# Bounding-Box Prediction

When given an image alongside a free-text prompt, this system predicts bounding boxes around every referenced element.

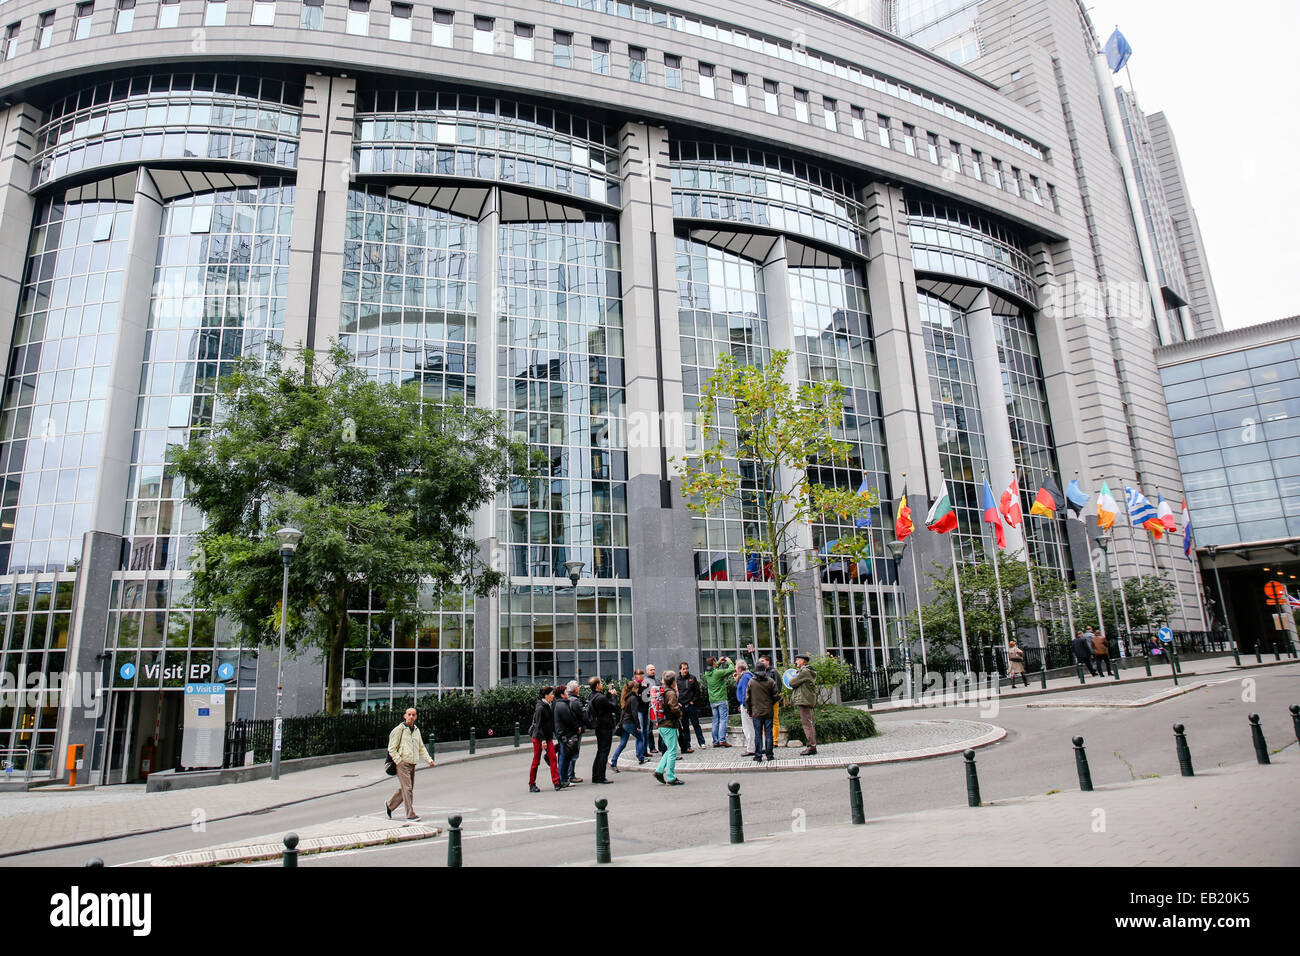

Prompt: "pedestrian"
[677,661,706,751]
[641,664,664,754]
[1073,630,1097,676]
[788,652,818,756]
[704,655,736,747]
[734,660,755,756]
[528,686,565,792]
[1007,639,1029,689]
[385,707,435,821]
[653,671,685,785]
[554,681,584,784]
[610,673,647,770]
[588,676,617,784]
[1091,628,1111,676]
[746,665,778,762]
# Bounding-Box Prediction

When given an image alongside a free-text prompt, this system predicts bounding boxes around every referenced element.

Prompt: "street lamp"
[1097,534,1125,659]
[887,540,913,701]
[271,526,302,781]
[564,559,585,681]
[1205,545,1242,665]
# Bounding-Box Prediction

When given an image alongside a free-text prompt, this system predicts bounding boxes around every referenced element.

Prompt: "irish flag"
[925,482,958,534]
[1097,482,1117,531]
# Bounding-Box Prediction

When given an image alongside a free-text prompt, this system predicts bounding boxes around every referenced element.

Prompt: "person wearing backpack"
[746,666,778,762]
[653,671,685,785]
[385,707,435,820]
[703,656,737,747]
[610,672,647,769]
[528,686,565,792]
[587,677,617,784]
[554,682,584,785]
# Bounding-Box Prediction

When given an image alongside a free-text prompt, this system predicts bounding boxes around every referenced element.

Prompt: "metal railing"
[0,746,57,784]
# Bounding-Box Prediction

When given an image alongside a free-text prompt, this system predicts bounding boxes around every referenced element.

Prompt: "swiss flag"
[1000,476,1023,528]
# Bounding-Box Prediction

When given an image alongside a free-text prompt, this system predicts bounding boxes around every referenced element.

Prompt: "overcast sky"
[1082,0,1300,330]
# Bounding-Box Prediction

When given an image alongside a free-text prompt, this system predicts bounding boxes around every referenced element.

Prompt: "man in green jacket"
[386,707,435,821]
[704,656,736,747]
[788,652,818,756]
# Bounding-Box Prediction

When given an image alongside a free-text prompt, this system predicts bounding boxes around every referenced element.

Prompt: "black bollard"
[469,726,476,755]
[447,814,463,867]
[428,729,436,760]
[1274,638,1282,662]
[1173,724,1194,777]
[847,765,866,825]
[1291,705,1300,746]
[1249,714,1270,765]
[514,721,521,748]
[963,750,981,807]
[595,798,611,864]
[84,858,104,867]
[1039,665,1047,690]
[282,832,299,868]
[1112,656,1121,681]
[1076,662,1086,685]
[1143,653,1152,677]
[864,675,874,711]
[1072,736,1093,792]
[728,781,744,844]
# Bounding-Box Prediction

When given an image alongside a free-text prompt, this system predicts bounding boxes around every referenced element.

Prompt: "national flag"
[1030,476,1062,518]
[1181,500,1194,560]
[819,539,851,581]
[1156,493,1177,533]
[1289,591,1300,611]
[1104,28,1132,73]
[982,480,1006,549]
[746,553,761,581]
[706,552,728,580]
[895,494,914,542]
[855,476,873,530]
[1097,482,1118,531]
[1124,485,1164,539]
[1066,480,1090,521]
[1000,476,1023,528]
[925,482,958,535]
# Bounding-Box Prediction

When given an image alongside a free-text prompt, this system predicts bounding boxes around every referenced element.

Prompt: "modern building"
[1157,316,1300,654]
[0,0,1219,782]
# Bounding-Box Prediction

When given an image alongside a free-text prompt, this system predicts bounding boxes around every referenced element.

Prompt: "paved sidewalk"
[590,749,1300,866]
[150,815,441,867]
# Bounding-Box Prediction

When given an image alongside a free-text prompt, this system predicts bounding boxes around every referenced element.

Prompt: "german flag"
[1029,476,1063,518]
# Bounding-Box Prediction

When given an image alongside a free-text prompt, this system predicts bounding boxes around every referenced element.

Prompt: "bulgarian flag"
[1156,493,1177,533]
[999,476,1023,528]
[895,494,914,542]
[925,482,959,534]
[1096,482,1118,531]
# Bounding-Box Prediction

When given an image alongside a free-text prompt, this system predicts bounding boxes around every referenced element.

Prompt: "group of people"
[1072,627,1113,677]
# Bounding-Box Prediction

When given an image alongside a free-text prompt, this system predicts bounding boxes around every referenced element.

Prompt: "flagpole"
[1156,486,1191,633]
[1014,469,1049,670]
[1052,525,1077,651]
[908,541,929,675]
[982,470,1013,665]
[1119,477,1156,640]
[948,534,973,681]
[1101,475,1136,654]
[1078,472,1109,648]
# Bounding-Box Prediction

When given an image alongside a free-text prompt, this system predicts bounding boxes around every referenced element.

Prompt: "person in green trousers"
[653,672,685,785]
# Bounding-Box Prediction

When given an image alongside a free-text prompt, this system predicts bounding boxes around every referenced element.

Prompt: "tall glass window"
[472,15,492,53]
[664,54,682,90]
[553,30,572,67]
[204,0,227,27]
[251,0,275,25]
[590,37,610,75]
[73,2,94,39]
[36,11,55,50]
[431,9,452,47]
[346,0,369,36]
[0,578,78,770]
[698,63,715,98]
[0,196,132,573]
[114,0,133,33]
[300,0,323,30]
[763,79,778,115]
[794,89,809,122]
[731,71,748,106]
[512,22,532,60]
[629,46,647,83]
[390,2,412,41]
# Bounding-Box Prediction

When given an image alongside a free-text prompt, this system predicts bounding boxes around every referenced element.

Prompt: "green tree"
[170,342,531,714]
[1076,573,1177,632]
[676,350,876,662]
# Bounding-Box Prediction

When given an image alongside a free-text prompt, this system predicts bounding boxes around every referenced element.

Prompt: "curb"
[151,822,443,867]
[1024,681,1212,708]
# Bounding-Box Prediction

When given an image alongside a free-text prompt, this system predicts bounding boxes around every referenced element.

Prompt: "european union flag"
[1104,29,1132,73]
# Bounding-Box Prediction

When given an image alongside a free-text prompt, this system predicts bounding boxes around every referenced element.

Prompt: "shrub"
[779,704,876,744]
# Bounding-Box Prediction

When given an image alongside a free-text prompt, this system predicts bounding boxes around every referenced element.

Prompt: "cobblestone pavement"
[618,718,1005,773]
[589,749,1300,867]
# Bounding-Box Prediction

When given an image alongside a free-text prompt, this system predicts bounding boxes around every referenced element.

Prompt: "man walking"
[554,682,584,784]
[1090,628,1111,677]
[677,661,705,752]
[734,660,755,755]
[704,656,736,747]
[587,677,617,784]
[386,707,435,821]
[788,652,818,756]
[1073,630,1097,677]
[653,671,685,785]
[746,665,778,762]
[528,686,565,792]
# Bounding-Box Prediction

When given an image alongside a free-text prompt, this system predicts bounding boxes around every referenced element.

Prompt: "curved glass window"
[353,88,620,206]
[33,73,303,188]
[671,141,867,256]
[0,195,132,574]
[907,196,1038,307]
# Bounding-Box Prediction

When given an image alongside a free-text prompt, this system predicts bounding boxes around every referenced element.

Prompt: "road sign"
[216,662,235,681]
[182,683,227,769]
[1265,581,1287,605]
[1158,627,1174,644]
[118,662,136,680]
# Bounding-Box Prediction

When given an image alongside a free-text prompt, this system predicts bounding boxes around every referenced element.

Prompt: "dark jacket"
[657,688,683,729]
[676,671,701,707]
[1072,636,1093,660]
[554,695,582,739]
[589,689,618,732]
[529,699,555,741]
[619,690,639,727]
[746,671,778,719]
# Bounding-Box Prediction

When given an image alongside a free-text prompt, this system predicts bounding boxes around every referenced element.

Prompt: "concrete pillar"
[0,104,39,367]
[473,190,500,692]
[62,531,123,778]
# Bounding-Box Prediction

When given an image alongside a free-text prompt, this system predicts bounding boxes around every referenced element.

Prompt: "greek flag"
[1125,485,1158,527]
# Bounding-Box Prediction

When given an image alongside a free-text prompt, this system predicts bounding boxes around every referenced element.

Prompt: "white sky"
[1082,1,1300,330]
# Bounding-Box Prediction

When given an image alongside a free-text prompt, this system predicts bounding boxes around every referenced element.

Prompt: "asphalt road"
[10,666,1299,867]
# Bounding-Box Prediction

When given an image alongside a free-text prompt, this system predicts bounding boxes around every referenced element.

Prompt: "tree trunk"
[324,584,348,715]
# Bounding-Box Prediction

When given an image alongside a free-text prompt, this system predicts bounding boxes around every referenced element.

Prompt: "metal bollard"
[447,814,463,867]
[963,750,981,807]
[1172,646,1183,674]
[1072,736,1093,791]
[1249,714,1270,765]
[1076,662,1086,685]
[1231,640,1242,667]
[1274,639,1282,662]
[1039,665,1047,689]
[282,832,299,868]
[1254,641,1263,665]
[514,721,521,748]
[1112,657,1121,681]
[1291,705,1300,746]
[595,798,611,864]
[84,858,104,867]
[847,765,866,825]
[428,729,436,760]
[469,727,476,755]
[1143,654,1152,677]
[728,781,745,844]
[864,675,874,711]
[1173,724,1194,777]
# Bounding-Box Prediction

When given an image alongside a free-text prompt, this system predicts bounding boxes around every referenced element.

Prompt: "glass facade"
[908,197,1038,307]
[1161,339,1300,545]
[0,578,77,773]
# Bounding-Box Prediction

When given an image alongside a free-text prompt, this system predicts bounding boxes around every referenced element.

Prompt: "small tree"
[170,342,531,714]
[1076,573,1177,633]
[677,350,876,662]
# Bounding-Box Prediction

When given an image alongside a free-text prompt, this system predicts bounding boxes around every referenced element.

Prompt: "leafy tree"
[677,350,877,662]
[1076,573,1177,632]
[170,342,531,714]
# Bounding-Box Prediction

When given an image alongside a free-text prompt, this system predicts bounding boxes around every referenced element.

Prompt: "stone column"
[0,104,39,365]
[472,190,500,692]
[61,531,123,778]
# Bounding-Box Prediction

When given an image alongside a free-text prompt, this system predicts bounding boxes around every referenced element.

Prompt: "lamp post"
[271,527,303,781]
[887,540,912,701]
[1205,545,1241,665]
[1097,534,1124,662]
[564,560,585,681]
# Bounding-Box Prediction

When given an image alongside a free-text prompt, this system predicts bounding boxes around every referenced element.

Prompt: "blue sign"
[217,662,236,681]
[782,668,798,690]
[1158,627,1174,644]
[197,708,210,717]
[118,662,137,680]
[184,683,227,696]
